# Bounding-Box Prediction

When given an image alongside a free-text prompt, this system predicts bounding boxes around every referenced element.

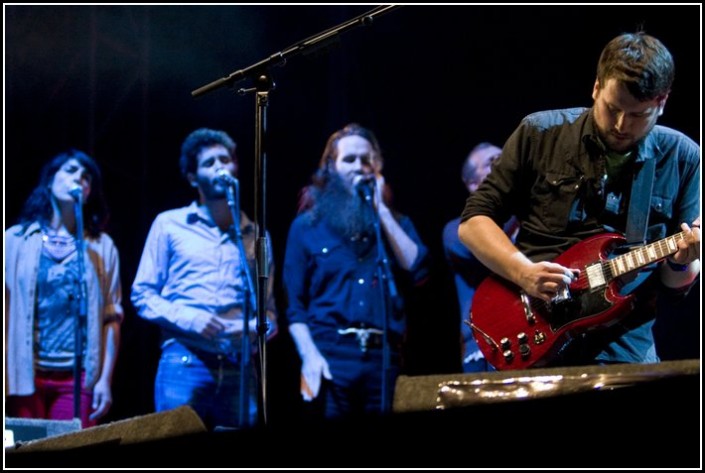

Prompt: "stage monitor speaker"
[5,417,82,446]
[393,358,699,412]
[6,405,207,454]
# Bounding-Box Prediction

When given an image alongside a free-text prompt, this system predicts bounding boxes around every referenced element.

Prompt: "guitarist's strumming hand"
[515,257,580,304]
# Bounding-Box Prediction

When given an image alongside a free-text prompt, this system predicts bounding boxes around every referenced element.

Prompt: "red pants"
[6,370,96,428]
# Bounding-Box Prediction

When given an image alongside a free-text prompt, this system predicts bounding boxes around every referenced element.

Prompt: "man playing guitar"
[458,32,700,370]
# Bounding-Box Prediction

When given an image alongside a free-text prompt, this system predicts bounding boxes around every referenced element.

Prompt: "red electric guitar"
[469,231,689,371]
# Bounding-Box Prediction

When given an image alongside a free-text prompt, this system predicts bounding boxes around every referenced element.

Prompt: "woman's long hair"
[18,149,109,238]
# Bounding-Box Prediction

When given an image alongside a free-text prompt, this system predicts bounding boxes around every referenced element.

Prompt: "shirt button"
[358,278,365,285]
[322,248,328,254]
[359,301,365,307]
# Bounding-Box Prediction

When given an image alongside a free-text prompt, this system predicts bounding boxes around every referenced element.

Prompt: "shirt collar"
[582,108,654,164]
[185,201,210,226]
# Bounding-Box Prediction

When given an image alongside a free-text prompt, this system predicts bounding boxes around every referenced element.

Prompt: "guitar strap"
[625,156,656,245]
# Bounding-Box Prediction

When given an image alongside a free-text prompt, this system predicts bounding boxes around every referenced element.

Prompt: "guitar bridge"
[551,285,571,304]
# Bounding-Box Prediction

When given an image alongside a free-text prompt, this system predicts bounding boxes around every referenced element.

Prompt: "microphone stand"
[192,5,401,426]
[72,197,88,425]
[363,184,397,414]
[224,179,258,428]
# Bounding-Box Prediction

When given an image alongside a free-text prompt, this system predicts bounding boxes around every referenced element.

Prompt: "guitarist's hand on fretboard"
[670,218,701,265]
[661,218,701,289]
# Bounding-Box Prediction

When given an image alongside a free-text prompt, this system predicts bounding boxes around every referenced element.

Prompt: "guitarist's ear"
[592,79,601,101]
[656,93,669,117]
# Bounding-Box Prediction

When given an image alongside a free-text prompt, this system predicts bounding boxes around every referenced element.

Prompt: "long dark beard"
[312,175,377,250]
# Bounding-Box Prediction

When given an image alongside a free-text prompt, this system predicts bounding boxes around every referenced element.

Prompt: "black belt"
[181,342,241,365]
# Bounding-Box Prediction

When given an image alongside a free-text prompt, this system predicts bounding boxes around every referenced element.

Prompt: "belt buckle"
[337,327,384,352]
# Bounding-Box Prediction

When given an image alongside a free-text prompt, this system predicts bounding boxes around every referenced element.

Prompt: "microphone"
[68,185,83,203]
[353,175,375,203]
[216,169,238,187]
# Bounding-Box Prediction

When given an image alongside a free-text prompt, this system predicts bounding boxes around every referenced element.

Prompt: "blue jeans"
[154,340,257,430]
[462,337,496,373]
[315,333,400,419]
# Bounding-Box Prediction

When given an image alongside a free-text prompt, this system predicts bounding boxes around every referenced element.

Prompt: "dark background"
[5,5,700,426]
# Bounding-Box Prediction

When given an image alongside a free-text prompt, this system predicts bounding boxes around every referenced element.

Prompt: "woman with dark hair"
[5,149,123,428]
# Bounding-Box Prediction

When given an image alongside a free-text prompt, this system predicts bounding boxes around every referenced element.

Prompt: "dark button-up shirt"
[283,211,430,340]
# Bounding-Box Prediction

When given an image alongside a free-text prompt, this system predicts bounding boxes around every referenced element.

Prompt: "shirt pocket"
[309,241,346,295]
[533,172,583,230]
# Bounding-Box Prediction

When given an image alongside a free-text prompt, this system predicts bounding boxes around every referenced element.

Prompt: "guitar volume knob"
[502,350,514,362]
[500,337,511,350]
[517,332,528,344]
[519,343,531,359]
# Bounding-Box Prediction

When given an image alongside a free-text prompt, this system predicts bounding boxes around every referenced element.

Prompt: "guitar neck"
[609,231,687,277]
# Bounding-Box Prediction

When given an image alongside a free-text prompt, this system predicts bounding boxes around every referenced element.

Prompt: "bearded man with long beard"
[283,123,430,420]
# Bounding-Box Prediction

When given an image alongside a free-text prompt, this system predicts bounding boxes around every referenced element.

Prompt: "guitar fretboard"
[608,231,688,277]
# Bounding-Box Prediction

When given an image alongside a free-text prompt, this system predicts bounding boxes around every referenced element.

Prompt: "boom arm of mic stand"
[191,5,401,98]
